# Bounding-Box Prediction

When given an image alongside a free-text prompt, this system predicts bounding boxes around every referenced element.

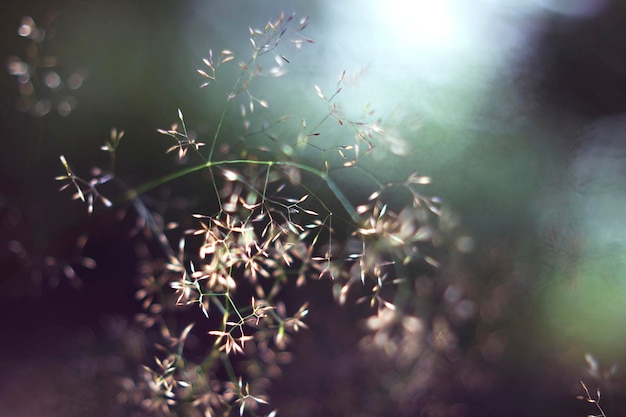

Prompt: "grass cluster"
[53,11,463,416]
[3,8,612,417]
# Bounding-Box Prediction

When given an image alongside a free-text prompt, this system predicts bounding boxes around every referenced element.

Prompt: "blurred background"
[1,0,626,416]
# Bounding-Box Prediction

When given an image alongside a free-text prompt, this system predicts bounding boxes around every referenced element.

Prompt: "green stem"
[121,159,360,224]
[207,99,231,163]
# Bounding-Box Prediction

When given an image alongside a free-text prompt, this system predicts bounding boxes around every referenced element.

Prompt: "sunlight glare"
[376,0,459,51]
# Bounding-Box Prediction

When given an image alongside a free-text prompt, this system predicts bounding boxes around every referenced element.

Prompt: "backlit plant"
[55,11,478,417]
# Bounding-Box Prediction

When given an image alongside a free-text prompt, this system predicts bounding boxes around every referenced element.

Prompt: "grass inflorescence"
[54,10,484,417]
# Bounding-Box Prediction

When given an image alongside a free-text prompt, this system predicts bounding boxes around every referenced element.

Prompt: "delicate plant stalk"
[122,159,360,224]
[578,381,607,417]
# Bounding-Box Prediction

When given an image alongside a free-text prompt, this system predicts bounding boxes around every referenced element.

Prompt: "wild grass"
[579,381,607,417]
[53,11,460,416]
[46,9,620,417]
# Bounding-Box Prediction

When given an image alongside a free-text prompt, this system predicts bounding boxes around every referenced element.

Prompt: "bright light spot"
[57,97,76,117]
[44,71,62,90]
[67,71,86,90]
[316,0,532,124]
[376,0,459,50]
[6,57,28,76]
[33,99,51,117]
[17,16,45,42]
[17,16,35,37]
